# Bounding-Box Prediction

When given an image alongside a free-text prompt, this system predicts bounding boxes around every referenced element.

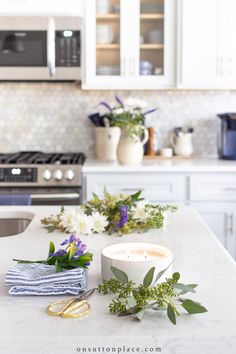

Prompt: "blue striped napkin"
[5,263,87,296]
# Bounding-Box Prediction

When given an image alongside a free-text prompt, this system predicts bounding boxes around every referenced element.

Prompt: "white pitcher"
[170,133,193,157]
[117,127,149,166]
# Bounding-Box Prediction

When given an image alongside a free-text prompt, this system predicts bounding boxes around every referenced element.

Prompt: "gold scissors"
[47,288,95,318]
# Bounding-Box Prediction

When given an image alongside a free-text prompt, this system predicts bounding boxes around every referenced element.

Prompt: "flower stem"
[12,259,47,264]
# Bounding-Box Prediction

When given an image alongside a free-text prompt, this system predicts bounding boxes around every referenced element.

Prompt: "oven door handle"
[31,193,80,201]
[47,17,56,77]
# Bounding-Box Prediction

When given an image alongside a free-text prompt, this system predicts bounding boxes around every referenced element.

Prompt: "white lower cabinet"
[191,203,236,259]
[84,173,186,203]
[84,171,236,260]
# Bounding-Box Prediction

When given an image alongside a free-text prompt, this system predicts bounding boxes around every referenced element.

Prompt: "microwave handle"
[47,17,56,77]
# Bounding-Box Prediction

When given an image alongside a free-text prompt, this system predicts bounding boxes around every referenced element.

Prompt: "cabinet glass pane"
[96,0,120,76]
[140,0,164,76]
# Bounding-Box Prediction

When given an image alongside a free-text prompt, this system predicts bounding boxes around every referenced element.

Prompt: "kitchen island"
[0,206,236,354]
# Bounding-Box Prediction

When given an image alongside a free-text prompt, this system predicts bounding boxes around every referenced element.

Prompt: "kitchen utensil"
[173,127,183,137]
[140,3,164,14]
[96,0,111,14]
[97,65,120,75]
[96,25,114,44]
[170,132,193,157]
[47,288,95,318]
[160,147,173,158]
[147,29,163,44]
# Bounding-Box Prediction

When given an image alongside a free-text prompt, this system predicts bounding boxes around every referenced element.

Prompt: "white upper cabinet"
[82,0,176,89]
[178,0,236,89]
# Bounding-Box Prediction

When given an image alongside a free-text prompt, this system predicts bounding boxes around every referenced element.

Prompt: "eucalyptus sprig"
[98,266,207,325]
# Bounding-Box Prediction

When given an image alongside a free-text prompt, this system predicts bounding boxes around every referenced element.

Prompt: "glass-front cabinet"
[83,0,175,89]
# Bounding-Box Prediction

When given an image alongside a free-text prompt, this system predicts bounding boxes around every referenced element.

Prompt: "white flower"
[91,212,109,233]
[60,208,77,233]
[131,201,150,222]
[70,213,93,235]
[113,107,124,115]
[124,97,147,110]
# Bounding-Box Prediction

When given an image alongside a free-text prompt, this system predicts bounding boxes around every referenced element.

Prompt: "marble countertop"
[0,206,236,354]
[83,158,236,173]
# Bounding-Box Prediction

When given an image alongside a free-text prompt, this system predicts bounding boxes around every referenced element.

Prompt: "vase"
[117,127,149,166]
[95,127,121,162]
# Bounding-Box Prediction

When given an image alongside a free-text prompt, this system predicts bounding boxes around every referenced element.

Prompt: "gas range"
[0,152,86,205]
[0,151,85,186]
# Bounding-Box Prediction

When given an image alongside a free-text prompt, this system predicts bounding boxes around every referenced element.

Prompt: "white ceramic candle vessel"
[101,243,173,285]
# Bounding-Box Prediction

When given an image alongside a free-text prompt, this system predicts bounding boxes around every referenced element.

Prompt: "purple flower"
[60,239,69,246]
[69,234,77,243]
[117,205,129,228]
[51,249,67,257]
[60,234,77,246]
[115,95,124,107]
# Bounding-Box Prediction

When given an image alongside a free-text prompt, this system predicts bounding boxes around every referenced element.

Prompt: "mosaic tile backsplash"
[0,82,236,157]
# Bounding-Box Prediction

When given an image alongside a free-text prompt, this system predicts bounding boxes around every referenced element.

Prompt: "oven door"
[0,16,81,81]
[0,187,82,205]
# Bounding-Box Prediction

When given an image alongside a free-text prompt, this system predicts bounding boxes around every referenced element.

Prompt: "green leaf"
[127,296,137,308]
[172,272,180,282]
[49,241,55,256]
[55,260,63,273]
[173,283,197,295]
[143,267,155,287]
[167,304,176,325]
[181,299,207,314]
[60,206,65,214]
[111,266,128,283]
[135,309,145,321]
[154,261,173,284]
[92,192,99,200]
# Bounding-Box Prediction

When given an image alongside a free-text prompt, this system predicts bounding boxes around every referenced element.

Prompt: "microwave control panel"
[56,30,80,67]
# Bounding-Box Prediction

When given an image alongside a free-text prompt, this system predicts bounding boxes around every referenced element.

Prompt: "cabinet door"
[178,0,220,88]
[178,0,236,89]
[82,0,175,89]
[83,0,127,89]
[128,0,175,88]
[192,203,236,260]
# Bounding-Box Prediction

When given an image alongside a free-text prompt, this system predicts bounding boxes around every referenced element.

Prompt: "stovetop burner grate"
[0,152,86,165]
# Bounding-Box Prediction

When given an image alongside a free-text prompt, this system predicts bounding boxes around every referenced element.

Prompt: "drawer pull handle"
[224,188,236,191]
[227,214,234,236]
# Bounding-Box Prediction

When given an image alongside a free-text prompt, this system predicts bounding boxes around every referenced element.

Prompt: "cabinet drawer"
[190,175,236,201]
[85,173,186,202]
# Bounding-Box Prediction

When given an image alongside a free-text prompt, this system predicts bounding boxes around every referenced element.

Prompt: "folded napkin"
[0,194,31,205]
[5,263,87,296]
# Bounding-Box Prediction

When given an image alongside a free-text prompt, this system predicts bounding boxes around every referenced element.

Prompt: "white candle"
[101,243,173,285]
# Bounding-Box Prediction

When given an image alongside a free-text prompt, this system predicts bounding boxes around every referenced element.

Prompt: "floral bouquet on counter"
[41,190,177,235]
[98,95,158,141]
[13,235,93,273]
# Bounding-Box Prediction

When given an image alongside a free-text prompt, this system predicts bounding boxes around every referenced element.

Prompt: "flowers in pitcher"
[98,96,158,141]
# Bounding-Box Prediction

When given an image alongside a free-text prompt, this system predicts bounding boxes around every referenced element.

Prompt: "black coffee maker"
[218,113,236,160]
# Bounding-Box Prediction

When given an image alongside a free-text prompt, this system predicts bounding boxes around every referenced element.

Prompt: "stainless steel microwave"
[0,16,82,81]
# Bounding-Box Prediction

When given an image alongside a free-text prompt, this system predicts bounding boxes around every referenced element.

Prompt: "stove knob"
[53,169,63,181]
[43,169,52,181]
[65,170,75,181]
